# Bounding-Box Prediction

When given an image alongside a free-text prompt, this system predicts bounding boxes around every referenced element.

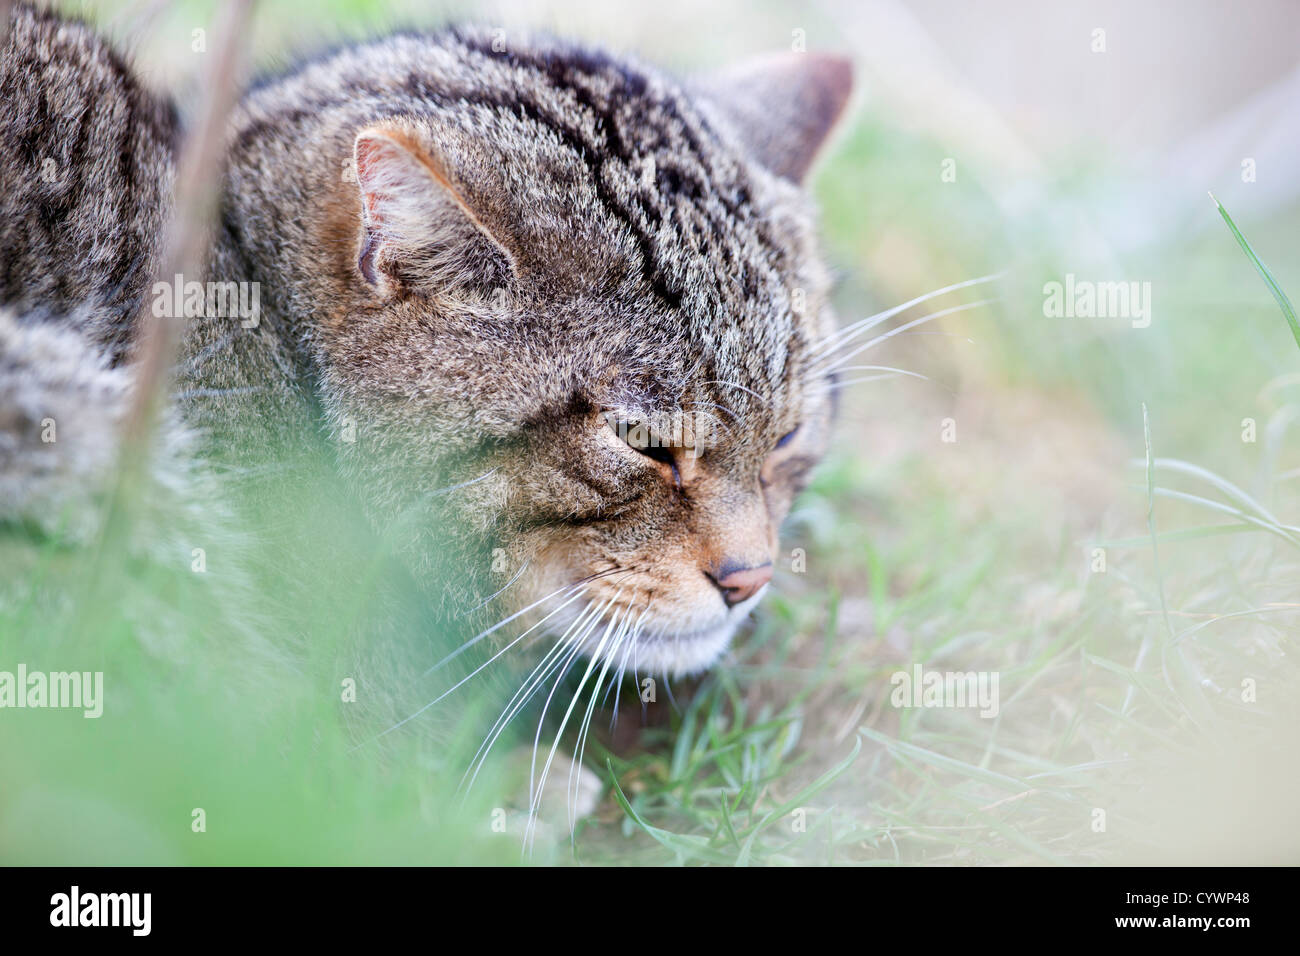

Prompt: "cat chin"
[623,621,739,678]
[590,587,768,678]
[536,586,769,678]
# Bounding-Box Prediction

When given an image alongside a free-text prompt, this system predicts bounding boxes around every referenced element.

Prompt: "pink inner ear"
[355,139,385,284]
[349,127,518,293]
[357,228,381,284]
[358,138,415,286]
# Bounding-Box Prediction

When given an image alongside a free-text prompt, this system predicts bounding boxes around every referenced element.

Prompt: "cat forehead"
[386,30,819,310]
[249,28,828,333]
[518,279,811,421]
[419,43,823,402]
[265,29,832,418]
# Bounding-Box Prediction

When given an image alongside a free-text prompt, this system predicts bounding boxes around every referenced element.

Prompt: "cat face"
[307,33,851,676]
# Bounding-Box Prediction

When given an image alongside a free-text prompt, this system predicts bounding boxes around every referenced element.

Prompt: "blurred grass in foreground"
[0,430,531,864]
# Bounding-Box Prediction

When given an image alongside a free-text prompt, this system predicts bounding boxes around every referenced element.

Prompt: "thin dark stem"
[120,0,256,456]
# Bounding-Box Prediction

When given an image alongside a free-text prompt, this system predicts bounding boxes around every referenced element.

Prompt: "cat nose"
[707,562,773,607]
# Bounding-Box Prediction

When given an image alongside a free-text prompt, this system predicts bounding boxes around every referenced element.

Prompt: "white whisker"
[525,594,626,850]
[428,467,497,498]
[817,372,914,392]
[603,603,648,708]
[461,597,609,794]
[567,612,634,835]
[423,567,630,677]
[464,559,530,616]
[355,586,591,749]
[811,271,1005,361]
[829,364,930,379]
[702,378,768,410]
[815,298,998,375]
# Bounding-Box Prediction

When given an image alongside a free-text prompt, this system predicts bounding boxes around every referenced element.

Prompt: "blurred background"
[3,0,1298,864]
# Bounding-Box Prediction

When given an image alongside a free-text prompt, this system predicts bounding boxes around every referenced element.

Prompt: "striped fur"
[3,9,852,677]
[0,3,174,529]
[0,2,176,366]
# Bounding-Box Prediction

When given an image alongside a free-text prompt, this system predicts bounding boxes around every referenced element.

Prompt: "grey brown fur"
[0,3,175,523]
[1,4,852,677]
[0,2,176,365]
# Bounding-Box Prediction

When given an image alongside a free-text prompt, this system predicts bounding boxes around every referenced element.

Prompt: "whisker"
[662,671,678,711]
[815,298,998,375]
[463,559,530,616]
[459,568,641,798]
[525,595,621,806]
[691,399,740,424]
[422,580,578,677]
[525,594,626,850]
[362,571,637,754]
[817,372,917,392]
[602,603,648,708]
[423,566,631,677]
[811,271,1005,361]
[429,467,497,498]
[828,364,930,379]
[353,586,592,749]
[635,644,645,724]
[702,378,768,410]
[686,403,737,439]
[567,612,634,835]
[609,604,649,731]
[811,365,932,394]
[459,598,608,795]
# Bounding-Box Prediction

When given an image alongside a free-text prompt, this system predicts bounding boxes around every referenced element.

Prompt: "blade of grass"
[607,762,736,864]
[1210,192,1300,352]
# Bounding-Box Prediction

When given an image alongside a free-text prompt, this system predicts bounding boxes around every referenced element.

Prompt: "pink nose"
[709,563,773,607]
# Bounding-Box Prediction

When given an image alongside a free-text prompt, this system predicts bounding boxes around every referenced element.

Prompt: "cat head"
[300,30,851,675]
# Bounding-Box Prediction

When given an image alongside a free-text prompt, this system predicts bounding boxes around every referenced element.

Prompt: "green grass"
[1211,193,1300,353]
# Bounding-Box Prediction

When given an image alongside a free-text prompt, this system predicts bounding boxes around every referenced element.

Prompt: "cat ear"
[352,125,517,295]
[698,52,853,182]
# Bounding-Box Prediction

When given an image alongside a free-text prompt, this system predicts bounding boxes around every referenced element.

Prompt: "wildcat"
[1,3,850,711]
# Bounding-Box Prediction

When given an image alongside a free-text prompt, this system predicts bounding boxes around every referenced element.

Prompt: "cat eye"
[761,426,801,489]
[606,414,675,465]
[604,413,683,488]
